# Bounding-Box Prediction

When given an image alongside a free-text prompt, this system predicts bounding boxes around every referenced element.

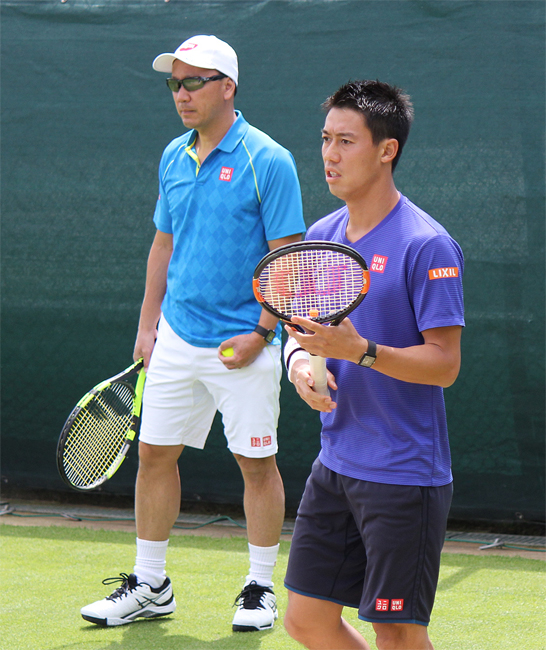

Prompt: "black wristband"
[357,340,377,368]
[254,324,276,343]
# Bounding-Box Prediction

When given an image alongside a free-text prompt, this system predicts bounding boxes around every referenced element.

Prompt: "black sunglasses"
[166,74,227,92]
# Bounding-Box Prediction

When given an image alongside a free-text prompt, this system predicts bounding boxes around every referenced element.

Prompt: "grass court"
[1,523,544,650]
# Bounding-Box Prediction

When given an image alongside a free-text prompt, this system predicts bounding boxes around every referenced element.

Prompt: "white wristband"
[286,351,310,383]
[283,337,309,383]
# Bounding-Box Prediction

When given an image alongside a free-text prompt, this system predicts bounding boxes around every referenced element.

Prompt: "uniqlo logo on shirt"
[428,267,459,280]
[371,255,388,273]
[219,167,234,181]
[251,437,262,447]
[263,436,272,446]
[375,599,390,611]
[391,599,404,611]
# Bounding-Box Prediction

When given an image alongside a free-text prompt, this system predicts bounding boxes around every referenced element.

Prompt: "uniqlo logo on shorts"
[263,436,272,446]
[428,267,459,280]
[391,599,404,611]
[251,437,262,447]
[371,255,388,273]
[375,599,390,611]
[219,166,234,181]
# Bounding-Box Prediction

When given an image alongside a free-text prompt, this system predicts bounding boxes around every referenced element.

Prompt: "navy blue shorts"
[285,459,453,626]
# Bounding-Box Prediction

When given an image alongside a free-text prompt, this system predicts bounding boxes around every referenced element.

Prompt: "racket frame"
[56,359,145,491]
[253,241,370,397]
[252,240,370,326]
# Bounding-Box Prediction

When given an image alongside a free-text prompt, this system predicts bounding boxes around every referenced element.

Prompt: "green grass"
[1,524,544,650]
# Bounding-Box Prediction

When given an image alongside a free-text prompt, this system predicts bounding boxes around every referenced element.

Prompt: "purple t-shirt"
[308,195,465,487]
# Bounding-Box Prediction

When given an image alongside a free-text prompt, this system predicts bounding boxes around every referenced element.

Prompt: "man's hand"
[290,358,338,413]
[285,316,365,363]
[218,332,267,369]
[134,328,157,371]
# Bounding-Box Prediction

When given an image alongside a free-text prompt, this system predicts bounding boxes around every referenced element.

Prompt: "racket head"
[253,240,370,325]
[56,359,145,491]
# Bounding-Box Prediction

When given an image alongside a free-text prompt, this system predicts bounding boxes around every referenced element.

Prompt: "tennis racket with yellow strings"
[56,359,146,491]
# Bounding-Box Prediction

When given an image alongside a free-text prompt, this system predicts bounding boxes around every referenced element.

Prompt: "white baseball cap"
[152,35,238,86]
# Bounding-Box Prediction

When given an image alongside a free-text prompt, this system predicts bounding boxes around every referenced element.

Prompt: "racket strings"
[62,382,135,488]
[63,408,131,485]
[259,249,365,320]
[64,411,130,484]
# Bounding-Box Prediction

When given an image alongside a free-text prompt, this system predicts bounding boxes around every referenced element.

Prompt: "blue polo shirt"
[153,111,305,347]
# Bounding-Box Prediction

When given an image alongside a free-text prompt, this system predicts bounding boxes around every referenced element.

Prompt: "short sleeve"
[258,148,305,241]
[152,156,174,234]
[408,235,465,332]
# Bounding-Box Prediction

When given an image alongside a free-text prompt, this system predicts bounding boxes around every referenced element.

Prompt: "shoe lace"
[233,580,271,610]
[102,573,137,601]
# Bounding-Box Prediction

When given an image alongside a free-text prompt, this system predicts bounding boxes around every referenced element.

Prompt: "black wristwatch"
[357,340,377,368]
[254,324,276,344]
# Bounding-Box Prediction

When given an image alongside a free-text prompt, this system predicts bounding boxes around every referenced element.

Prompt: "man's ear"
[381,138,399,164]
[224,78,237,100]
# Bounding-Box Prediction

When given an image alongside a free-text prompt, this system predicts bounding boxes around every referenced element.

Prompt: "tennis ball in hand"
[221,347,234,357]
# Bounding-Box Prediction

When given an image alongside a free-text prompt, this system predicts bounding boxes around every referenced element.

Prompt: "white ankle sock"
[134,538,169,588]
[245,543,279,588]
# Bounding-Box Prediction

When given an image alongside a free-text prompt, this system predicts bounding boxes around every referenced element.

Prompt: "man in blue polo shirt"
[283,81,464,650]
[81,34,305,632]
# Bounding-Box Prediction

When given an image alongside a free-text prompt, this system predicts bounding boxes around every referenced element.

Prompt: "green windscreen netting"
[1,0,544,522]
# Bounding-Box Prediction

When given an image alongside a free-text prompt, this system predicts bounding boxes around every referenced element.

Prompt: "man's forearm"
[137,231,173,333]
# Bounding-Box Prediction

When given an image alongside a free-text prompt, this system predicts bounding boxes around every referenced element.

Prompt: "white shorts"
[139,317,282,458]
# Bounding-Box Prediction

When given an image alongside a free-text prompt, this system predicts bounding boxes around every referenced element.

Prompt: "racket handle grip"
[309,355,330,397]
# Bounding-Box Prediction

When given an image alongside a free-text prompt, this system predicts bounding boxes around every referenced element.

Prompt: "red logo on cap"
[178,43,198,51]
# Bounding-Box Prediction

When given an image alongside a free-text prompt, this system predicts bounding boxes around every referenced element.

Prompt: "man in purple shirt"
[283,80,464,650]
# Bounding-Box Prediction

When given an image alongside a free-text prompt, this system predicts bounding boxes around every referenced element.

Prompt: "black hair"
[322,80,414,171]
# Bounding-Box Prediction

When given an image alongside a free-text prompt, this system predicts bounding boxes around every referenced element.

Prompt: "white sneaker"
[232,580,278,632]
[81,572,176,626]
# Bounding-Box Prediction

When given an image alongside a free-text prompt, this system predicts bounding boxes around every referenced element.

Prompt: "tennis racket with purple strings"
[253,241,370,396]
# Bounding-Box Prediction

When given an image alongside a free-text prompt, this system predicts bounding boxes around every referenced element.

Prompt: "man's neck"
[195,110,237,163]
[345,178,400,242]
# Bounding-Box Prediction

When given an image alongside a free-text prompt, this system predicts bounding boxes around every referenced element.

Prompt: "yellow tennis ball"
[222,347,234,357]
